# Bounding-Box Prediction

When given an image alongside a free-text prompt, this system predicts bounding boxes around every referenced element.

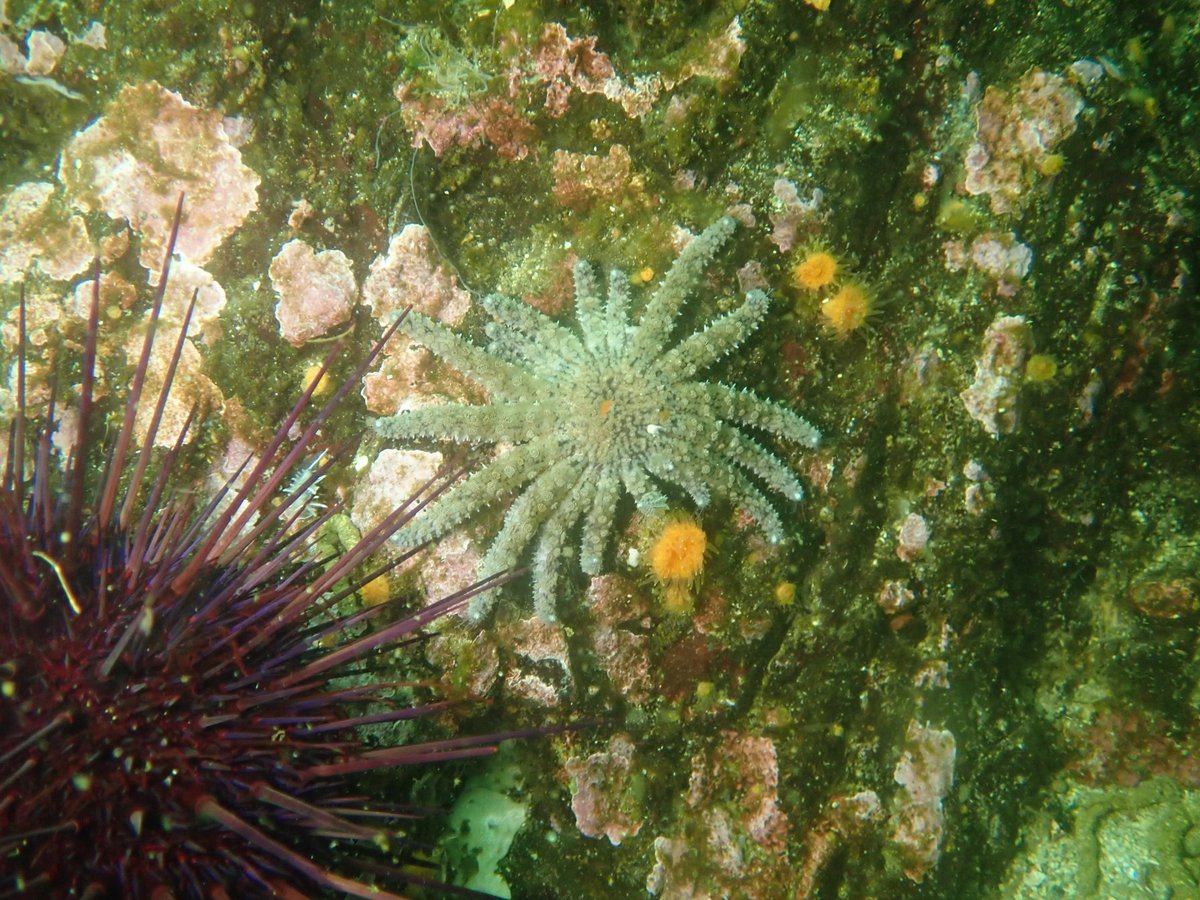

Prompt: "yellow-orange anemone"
[820,281,874,336]
[792,250,840,291]
[648,518,707,614]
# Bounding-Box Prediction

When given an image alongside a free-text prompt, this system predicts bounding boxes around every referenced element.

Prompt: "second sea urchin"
[1,199,511,898]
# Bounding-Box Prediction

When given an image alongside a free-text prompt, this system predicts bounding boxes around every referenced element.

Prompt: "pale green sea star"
[376,218,820,620]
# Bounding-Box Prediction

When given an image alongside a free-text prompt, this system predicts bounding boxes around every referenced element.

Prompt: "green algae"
[1001,776,1200,898]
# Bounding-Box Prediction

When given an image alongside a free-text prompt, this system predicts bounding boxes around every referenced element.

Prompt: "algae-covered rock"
[1001,777,1200,899]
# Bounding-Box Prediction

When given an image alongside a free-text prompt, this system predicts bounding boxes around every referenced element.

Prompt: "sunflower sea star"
[376,218,820,621]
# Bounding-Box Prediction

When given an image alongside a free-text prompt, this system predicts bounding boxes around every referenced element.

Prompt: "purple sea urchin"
[1,199,510,898]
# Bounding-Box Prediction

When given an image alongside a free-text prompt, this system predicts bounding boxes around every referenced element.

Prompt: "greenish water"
[2,1,1198,897]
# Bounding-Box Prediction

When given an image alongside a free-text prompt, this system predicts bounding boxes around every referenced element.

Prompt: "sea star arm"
[695,382,821,449]
[481,293,589,369]
[531,479,591,621]
[399,310,540,397]
[573,260,607,357]
[578,463,621,576]
[603,269,633,360]
[659,289,770,381]
[396,436,557,545]
[630,217,736,360]
[375,401,554,445]
[480,456,579,580]
[714,421,806,502]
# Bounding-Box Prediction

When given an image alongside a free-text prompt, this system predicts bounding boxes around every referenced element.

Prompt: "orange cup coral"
[648,517,708,614]
[820,281,874,336]
[792,250,840,291]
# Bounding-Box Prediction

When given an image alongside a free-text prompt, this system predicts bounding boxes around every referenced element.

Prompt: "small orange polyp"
[649,519,707,583]
[792,250,840,291]
[359,573,392,607]
[820,281,874,336]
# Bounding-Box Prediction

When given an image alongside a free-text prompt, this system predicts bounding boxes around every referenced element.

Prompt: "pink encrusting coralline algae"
[943,231,1033,297]
[2,81,265,449]
[362,225,471,326]
[767,177,825,253]
[960,314,1033,436]
[395,20,745,160]
[879,579,916,615]
[0,182,92,284]
[551,144,649,212]
[60,80,260,268]
[896,513,931,562]
[890,721,957,882]
[269,239,357,347]
[121,320,223,448]
[359,224,473,416]
[349,447,445,541]
[962,69,1084,215]
[585,573,654,706]
[564,734,644,846]
[646,732,791,898]
[4,80,257,284]
[0,28,65,76]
